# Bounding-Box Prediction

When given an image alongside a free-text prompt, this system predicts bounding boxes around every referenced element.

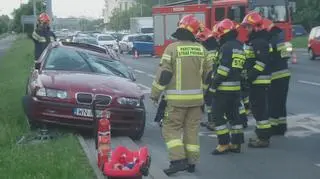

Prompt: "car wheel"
[130,104,146,141]
[309,48,315,60]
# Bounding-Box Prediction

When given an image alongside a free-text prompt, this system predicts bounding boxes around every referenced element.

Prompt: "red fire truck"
[152,0,293,56]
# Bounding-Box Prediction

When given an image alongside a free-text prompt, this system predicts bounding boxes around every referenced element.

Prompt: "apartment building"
[103,0,136,23]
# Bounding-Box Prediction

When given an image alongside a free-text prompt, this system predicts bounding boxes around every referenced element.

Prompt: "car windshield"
[87,54,130,79]
[254,5,288,22]
[98,35,115,41]
[43,47,115,76]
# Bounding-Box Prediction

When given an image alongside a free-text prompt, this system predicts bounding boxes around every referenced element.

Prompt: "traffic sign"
[21,15,36,25]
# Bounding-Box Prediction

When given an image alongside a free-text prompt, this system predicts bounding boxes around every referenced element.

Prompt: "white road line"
[298,80,320,87]
[134,69,145,74]
[315,163,320,167]
[297,124,320,133]
[147,74,155,78]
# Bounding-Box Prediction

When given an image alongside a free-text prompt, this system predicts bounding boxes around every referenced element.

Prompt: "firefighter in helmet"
[232,21,249,128]
[196,26,219,131]
[206,19,245,155]
[32,13,56,60]
[262,18,291,136]
[150,15,211,176]
[241,11,273,148]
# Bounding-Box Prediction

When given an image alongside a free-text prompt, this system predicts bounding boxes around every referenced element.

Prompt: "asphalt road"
[0,36,14,60]
[118,52,320,179]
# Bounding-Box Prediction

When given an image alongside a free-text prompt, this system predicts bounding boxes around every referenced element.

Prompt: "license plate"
[73,108,102,118]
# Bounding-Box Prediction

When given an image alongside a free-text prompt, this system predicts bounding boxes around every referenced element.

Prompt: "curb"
[78,135,169,179]
[77,135,105,179]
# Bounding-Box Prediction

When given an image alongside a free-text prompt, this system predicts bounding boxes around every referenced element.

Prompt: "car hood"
[39,71,143,98]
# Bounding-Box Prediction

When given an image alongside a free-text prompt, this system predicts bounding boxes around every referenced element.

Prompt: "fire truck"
[152,0,293,56]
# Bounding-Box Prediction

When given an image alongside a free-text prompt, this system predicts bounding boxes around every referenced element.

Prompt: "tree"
[11,0,45,35]
[0,15,10,34]
[293,0,320,31]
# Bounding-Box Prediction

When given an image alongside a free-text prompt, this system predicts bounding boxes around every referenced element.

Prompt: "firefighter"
[263,18,291,136]
[241,12,273,148]
[233,21,249,129]
[150,14,212,175]
[197,27,219,131]
[32,13,56,60]
[206,19,245,155]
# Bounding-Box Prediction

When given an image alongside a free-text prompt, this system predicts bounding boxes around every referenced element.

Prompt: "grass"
[291,36,308,49]
[0,35,95,179]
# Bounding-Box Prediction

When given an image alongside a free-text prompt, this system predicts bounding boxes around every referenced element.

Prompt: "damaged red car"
[23,42,146,140]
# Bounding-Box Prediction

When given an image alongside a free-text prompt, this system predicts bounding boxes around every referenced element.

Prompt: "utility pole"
[33,0,37,29]
[46,0,53,21]
[140,0,143,16]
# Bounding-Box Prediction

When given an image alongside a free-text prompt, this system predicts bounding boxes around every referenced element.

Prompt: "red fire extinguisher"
[97,110,111,170]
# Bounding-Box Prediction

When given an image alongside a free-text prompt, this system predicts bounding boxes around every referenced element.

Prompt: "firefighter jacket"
[32,27,56,60]
[202,37,219,91]
[268,28,291,81]
[151,41,212,107]
[209,38,245,93]
[244,30,272,86]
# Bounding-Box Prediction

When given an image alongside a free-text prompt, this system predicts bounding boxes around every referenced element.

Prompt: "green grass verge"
[291,36,308,49]
[0,36,94,179]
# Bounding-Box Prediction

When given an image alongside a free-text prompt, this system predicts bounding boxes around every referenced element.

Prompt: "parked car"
[111,32,129,42]
[308,26,320,60]
[119,34,154,56]
[95,34,120,52]
[23,42,146,140]
[73,36,99,46]
[292,24,308,37]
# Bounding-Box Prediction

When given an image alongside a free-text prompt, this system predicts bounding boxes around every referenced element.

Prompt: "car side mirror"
[35,61,41,70]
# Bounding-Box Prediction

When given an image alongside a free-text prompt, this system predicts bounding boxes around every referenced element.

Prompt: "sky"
[0,0,105,18]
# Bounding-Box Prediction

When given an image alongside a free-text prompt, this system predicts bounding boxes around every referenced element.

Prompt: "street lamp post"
[33,0,37,29]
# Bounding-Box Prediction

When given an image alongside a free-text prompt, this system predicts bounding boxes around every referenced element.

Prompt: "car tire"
[309,48,315,60]
[130,103,146,141]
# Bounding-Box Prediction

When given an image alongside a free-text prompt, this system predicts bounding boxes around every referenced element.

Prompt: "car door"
[133,35,154,54]
[119,35,129,51]
[311,29,320,56]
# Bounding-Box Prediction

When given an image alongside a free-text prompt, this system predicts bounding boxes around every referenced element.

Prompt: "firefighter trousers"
[268,76,290,132]
[212,92,244,145]
[249,85,272,140]
[241,90,250,115]
[239,99,248,123]
[162,104,202,164]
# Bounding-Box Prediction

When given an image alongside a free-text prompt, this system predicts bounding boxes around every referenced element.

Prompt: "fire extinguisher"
[97,110,111,170]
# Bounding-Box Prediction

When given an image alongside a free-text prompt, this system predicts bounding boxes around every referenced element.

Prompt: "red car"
[308,26,320,60]
[23,42,146,140]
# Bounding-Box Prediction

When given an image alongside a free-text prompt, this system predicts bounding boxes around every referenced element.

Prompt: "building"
[103,0,136,23]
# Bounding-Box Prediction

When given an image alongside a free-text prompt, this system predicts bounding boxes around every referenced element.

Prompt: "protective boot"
[229,144,241,153]
[187,164,196,173]
[248,138,270,148]
[211,144,230,155]
[273,124,287,136]
[163,159,188,176]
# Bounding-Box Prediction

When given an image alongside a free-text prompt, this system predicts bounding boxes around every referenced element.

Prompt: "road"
[118,52,320,179]
[0,35,14,60]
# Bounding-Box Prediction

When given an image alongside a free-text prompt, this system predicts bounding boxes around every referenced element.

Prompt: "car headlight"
[117,97,140,107]
[36,87,68,99]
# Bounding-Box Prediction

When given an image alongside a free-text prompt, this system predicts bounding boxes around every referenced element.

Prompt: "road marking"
[298,80,320,87]
[297,124,320,133]
[147,74,155,78]
[315,163,320,167]
[134,69,145,74]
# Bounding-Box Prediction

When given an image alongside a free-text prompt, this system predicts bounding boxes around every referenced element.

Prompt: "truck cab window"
[227,6,246,23]
[215,8,225,21]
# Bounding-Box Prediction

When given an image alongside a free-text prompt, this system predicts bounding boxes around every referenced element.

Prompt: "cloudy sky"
[0,0,105,18]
